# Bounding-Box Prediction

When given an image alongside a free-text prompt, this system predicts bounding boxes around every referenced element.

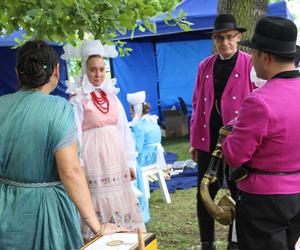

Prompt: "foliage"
[0,0,191,46]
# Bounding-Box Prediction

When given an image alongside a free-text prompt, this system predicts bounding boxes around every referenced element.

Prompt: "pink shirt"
[222,77,300,194]
[82,93,118,131]
[190,51,254,152]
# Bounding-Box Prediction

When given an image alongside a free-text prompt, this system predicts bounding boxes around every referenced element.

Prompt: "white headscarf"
[127,91,146,122]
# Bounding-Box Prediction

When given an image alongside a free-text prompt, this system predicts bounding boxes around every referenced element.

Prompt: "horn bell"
[200,174,236,225]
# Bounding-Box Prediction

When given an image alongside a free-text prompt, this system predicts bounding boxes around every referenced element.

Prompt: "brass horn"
[200,125,235,226]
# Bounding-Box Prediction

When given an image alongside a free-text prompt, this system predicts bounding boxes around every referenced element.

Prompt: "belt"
[230,165,300,183]
[0,177,62,188]
[245,166,300,176]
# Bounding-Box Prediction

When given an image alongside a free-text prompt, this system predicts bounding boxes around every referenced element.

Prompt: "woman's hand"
[129,167,136,181]
[83,223,130,244]
[102,223,130,235]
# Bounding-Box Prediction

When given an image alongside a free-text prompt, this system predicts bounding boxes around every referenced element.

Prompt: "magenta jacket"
[222,77,300,195]
[190,50,254,152]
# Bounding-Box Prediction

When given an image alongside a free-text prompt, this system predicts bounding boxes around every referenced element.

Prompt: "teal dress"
[0,89,83,249]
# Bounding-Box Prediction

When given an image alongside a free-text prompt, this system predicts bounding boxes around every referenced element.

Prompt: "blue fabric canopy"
[117,0,217,40]
[112,0,293,120]
[117,0,293,40]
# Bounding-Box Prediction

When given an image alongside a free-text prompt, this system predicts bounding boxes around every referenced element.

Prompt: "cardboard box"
[164,110,189,137]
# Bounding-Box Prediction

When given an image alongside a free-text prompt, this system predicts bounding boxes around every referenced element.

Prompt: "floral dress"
[71,75,144,238]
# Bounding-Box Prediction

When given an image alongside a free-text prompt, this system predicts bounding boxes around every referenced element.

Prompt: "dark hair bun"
[16,40,59,88]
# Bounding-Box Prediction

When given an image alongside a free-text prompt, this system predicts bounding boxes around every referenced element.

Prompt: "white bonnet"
[61,40,118,60]
[126,91,146,105]
[127,91,146,121]
[61,40,118,68]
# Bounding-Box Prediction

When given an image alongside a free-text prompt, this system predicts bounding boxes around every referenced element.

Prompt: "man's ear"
[264,52,272,65]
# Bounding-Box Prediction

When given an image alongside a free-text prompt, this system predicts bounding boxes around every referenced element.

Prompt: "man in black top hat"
[190,14,255,250]
[222,16,300,250]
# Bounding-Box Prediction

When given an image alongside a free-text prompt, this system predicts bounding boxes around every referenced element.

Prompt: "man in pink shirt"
[222,16,300,250]
[189,14,254,250]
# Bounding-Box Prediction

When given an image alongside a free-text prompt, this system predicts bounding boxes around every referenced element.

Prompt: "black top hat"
[239,16,300,58]
[212,14,246,33]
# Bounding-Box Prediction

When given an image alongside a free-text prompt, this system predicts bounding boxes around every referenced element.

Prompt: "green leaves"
[63,0,74,7]
[0,0,188,49]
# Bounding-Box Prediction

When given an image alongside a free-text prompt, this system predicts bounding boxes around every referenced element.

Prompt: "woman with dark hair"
[69,40,144,240]
[0,40,125,250]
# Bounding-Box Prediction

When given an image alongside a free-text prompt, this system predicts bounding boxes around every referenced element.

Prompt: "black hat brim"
[210,27,246,34]
[239,40,300,58]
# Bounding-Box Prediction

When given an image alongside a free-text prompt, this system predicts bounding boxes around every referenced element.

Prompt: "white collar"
[82,74,100,94]
[130,114,158,126]
[140,114,158,123]
[81,74,120,95]
[219,49,237,60]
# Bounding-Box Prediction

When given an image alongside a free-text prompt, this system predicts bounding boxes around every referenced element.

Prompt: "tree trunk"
[215,0,268,53]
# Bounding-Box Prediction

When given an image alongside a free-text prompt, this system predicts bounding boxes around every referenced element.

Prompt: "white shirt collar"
[81,74,120,95]
[82,74,100,94]
[219,49,237,60]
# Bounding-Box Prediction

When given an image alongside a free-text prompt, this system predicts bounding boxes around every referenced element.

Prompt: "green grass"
[161,135,191,161]
[145,135,229,250]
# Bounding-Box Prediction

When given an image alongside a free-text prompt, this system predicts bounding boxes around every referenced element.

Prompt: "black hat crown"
[239,16,299,58]
[213,14,246,33]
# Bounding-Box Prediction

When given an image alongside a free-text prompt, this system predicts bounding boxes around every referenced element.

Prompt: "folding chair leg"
[157,170,171,203]
[142,171,151,199]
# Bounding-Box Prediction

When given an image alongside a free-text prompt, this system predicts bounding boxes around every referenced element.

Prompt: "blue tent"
[0,1,293,107]
[111,0,293,120]
[0,31,69,98]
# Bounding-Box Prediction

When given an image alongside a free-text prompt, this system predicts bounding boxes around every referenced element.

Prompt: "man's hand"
[189,147,198,162]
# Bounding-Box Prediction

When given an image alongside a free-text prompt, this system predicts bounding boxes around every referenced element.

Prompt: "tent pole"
[152,39,163,125]
[109,58,115,78]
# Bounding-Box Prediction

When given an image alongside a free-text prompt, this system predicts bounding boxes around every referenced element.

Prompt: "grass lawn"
[145,135,229,250]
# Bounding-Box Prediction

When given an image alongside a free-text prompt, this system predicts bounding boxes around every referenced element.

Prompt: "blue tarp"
[150,167,198,193]
[112,0,293,120]
[113,42,160,118]
[150,152,198,193]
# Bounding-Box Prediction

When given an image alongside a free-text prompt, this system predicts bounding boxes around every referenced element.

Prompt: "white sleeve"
[116,97,137,169]
[250,66,267,88]
[71,97,85,167]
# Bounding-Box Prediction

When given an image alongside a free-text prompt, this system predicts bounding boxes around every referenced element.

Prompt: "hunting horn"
[200,125,236,225]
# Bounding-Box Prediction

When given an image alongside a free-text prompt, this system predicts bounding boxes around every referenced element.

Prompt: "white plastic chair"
[140,145,171,204]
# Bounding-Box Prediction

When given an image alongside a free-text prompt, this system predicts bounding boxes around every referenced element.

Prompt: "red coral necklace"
[90,89,110,114]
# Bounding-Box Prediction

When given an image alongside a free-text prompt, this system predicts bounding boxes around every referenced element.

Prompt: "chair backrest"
[178,97,188,115]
